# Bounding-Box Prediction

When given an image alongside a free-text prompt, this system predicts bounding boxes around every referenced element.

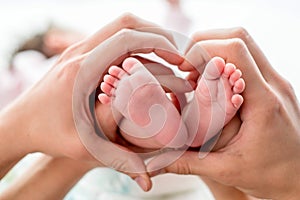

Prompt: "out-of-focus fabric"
[0,50,54,109]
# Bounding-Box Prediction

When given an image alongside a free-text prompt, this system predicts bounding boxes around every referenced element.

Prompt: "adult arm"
[0,155,95,200]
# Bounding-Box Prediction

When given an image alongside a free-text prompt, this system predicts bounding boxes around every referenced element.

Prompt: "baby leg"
[99,57,187,149]
[183,57,245,147]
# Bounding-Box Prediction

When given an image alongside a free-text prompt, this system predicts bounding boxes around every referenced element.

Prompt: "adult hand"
[0,13,183,191]
[147,27,300,199]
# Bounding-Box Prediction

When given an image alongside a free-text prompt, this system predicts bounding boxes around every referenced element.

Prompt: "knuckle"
[280,78,297,98]
[264,88,283,115]
[56,57,82,83]
[118,28,132,36]
[119,28,131,35]
[178,164,193,175]
[119,12,137,28]
[56,42,82,63]
[229,38,246,49]
[191,32,202,42]
[166,160,191,175]
[231,27,250,42]
[227,38,247,52]
[111,159,128,172]
[193,42,205,53]
[191,42,210,59]
[186,42,210,69]
[115,28,132,42]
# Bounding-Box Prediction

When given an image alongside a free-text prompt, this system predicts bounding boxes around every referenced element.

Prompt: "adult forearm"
[0,155,95,200]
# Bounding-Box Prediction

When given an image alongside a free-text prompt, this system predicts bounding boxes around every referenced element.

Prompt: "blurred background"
[0,0,299,199]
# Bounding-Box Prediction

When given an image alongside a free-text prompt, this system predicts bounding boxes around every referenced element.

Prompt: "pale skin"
[98,56,245,149]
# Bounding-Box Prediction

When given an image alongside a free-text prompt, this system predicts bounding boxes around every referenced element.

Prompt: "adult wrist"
[271,158,300,200]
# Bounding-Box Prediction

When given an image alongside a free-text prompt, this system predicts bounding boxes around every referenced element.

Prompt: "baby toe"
[229,69,242,85]
[223,63,236,78]
[203,57,225,80]
[104,74,119,87]
[108,66,127,79]
[123,57,144,74]
[233,78,246,94]
[231,94,244,109]
[98,93,111,104]
[100,82,115,96]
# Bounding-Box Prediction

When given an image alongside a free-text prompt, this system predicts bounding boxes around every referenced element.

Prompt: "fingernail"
[134,176,148,191]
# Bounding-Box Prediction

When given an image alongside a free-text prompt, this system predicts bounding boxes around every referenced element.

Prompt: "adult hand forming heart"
[70,15,188,192]
[76,24,245,174]
[0,13,184,192]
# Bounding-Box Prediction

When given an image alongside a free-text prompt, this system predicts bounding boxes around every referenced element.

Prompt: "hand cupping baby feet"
[99,56,245,150]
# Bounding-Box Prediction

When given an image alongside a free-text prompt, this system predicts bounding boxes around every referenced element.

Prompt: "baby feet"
[99,56,245,149]
[99,57,187,149]
[184,57,245,147]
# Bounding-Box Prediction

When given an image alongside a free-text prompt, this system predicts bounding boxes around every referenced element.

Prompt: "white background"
[0,0,299,97]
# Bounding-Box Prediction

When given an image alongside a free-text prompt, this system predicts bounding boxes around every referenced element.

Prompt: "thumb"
[115,144,152,192]
[147,150,224,179]
[76,130,152,191]
[99,142,152,192]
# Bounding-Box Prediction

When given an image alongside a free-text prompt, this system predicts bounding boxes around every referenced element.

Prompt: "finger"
[113,144,152,192]
[81,102,151,191]
[131,56,195,93]
[79,29,183,96]
[141,61,176,76]
[78,13,177,55]
[73,29,183,190]
[136,60,194,93]
[147,151,226,181]
[191,28,281,84]
[181,39,269,103]
[77,129,152,191]
[180,40,211,72]
[155,75,194,93]
[170,93,181,111]
[185,70,200,83]
[75,28,182,174]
